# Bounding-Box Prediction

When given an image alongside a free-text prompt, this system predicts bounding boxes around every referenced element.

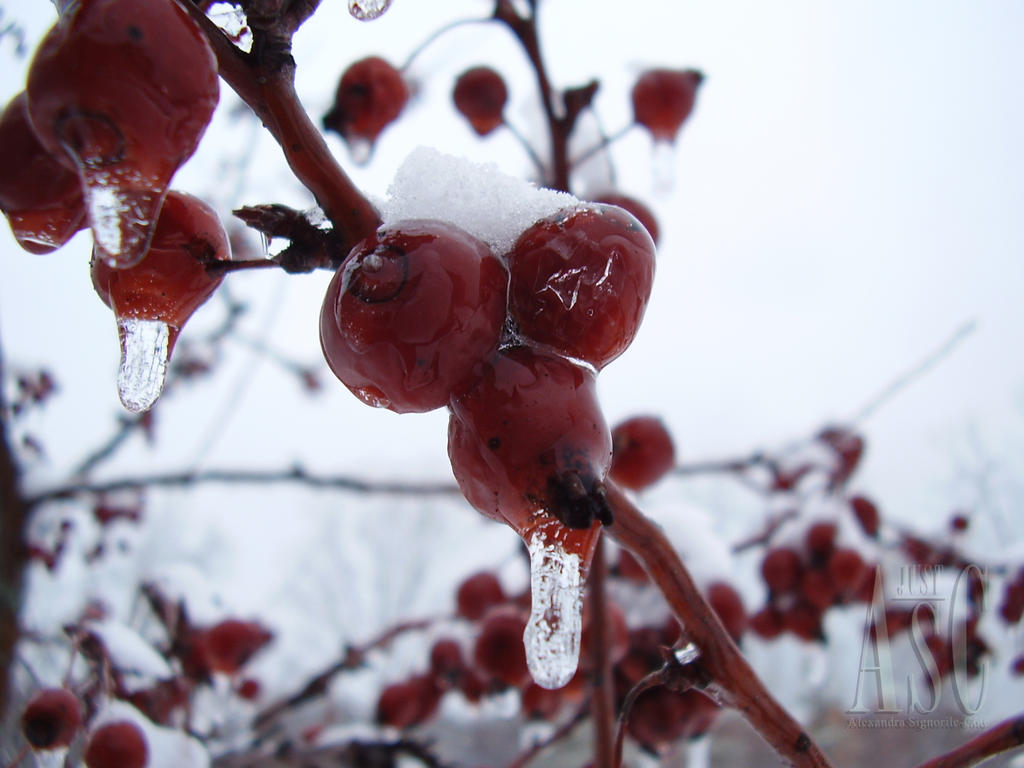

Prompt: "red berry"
[609,415,675,491]
[749,606,785,640]
[760,547,802,593]
[950,514,970,532]
[783,602,823,642]
[615,548,650,583]
[376,675,442,728]
[236,678,261,701]
[0,92,85,253]
[323,56,408,153]
[429,638,467,686]
[83,721,148,768]
[453,66,508,137]
[456,571,506,621]
[473,606,530,687]
[828,548,869,593]
[706,581,747,642]
[630,68,703,142]
[27,0,219,267]
[593,193,660,245]
[91,191,229,331]
[816,426,865,487]
[626,688,718,748]
[800,567,837,611]
[321,219,507,413]
[521,681,564,720]
[805,522,837,559]
[849,495,880,537]
[20,688,82,750]
[199,619,273,675]
[448,346,613,535]
[579,599,630,668]
[508,204,656,369]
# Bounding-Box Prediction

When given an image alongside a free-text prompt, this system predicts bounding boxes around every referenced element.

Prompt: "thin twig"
[588,535,616,768]
[400,16,491,72]
[504,704,589,768]
[912,712,1024,768]
[26,468,460,510]
[852,319,977,424]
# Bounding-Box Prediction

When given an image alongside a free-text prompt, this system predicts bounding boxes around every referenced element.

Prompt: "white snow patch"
[381,146,578,256]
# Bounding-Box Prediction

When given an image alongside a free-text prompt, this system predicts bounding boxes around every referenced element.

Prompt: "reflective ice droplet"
[523,528,585,690]
[651,138,676,194]
[117,318,171,413]
[346,136,374,166]
[83,175,163,268]
[349,0,392,21]
[34,749,68,768]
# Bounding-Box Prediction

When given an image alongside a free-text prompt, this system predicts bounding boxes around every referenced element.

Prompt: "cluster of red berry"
[750,522,874,642]
[319,200,657,565]
[19,687,147,768]
[0,0,230,413]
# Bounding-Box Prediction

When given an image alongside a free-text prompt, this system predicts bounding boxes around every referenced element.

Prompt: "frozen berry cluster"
[320,201,657,558]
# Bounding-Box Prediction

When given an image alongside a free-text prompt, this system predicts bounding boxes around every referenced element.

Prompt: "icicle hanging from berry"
[508,203,656,369]
[0,92,86,254]
[448,346,612,688]
[320,219,508,413]
[91,191,230,412]
[349,0,393,21]
[322,56,409,164]
[453,66,508,137]
[25,0,219,268]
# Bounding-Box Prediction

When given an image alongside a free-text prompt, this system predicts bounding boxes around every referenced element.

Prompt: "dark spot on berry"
[487,437,501,451]
[795,732,811,752]
[127,25,142,41]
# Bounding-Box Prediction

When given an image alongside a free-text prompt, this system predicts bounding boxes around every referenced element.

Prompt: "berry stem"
[604,483,835,768]
[587,536,615,768]
[172,0,380,250]
[912,712,1024,768]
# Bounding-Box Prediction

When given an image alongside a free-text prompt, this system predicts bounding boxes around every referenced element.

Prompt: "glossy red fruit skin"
[609,416,675,491]
[760,547,802,594]
[26,0,219,267]
[593,193,659,245]
[323,56,408,147]
[453,66,508,136]
[0,92,86,253]
[472,606,530,687]
[456,571,506,621]
[321,220,508,414]
[20,688,82,750]
[447,346,612,535]
[91,191,228,326]
[199,619,273,675]
[376,674,442,728]
[631,68,703,142]
[706,581,747,642]
[508,204,656,370]
[83,721,148,768]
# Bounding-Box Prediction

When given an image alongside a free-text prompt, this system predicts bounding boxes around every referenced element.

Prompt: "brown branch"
[26,468,459,510]
[912,713,1024,768]
[588,535,615,768]
[174,0,380,251]
[604,484,834,768]
[0,339,29,720]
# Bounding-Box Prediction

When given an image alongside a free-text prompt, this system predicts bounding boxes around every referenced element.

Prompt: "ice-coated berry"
[508,204,655,369]
[321,219,508,413]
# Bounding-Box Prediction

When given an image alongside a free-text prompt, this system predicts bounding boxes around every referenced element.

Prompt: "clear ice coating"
[348,0,392,21]
[117,318,171,413]
[346,136,373,166]
[82,171,163,268]
[651,138,676,194]
[523,528,585,690]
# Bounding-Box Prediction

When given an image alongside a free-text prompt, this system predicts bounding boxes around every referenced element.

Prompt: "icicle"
[84,177,163,268]
[116,318,171,413]
[346,136,373,166]
[523,527,585,690]
[348,0,392,21]
[34,749,68,768]
[651,138,676,194]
